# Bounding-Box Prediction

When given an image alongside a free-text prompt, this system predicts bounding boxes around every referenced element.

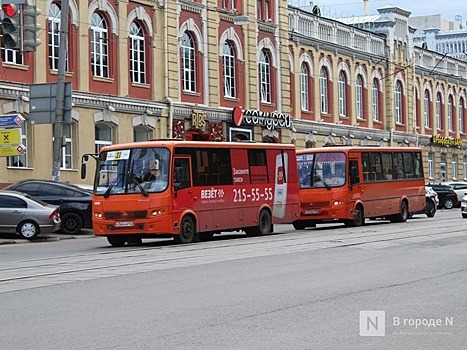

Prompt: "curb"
[0,233,95,245]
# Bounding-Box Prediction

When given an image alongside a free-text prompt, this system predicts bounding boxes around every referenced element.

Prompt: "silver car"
[0,190,61,240]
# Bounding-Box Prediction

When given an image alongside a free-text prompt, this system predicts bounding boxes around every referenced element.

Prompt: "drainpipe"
[164,1,173,138]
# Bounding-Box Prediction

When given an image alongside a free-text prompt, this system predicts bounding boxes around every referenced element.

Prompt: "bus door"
[348,158,362,206]
[173,156,194,215]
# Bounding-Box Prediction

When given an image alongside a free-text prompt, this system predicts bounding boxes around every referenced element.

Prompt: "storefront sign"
[232,107,291,130]
[192,111,206,129]
[430,135,462,147]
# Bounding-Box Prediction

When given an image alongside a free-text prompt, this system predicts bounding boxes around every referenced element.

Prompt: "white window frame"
[61,123,73,170]
[395,81,403,124]
[436,93,442,130]
[222,41,236,98]
[452,154,458,180]
[259,50,271,103]
[424,90,430,128]
[48,3,61,71]
[320,68,328,114]
[356,75,363,120]
[372,78,379,121]
[181,32,196,92]
[95,123,113,154]
[447,96,453,131]
[460,98,465,133]
[91,12,109,78]
[338,71,346,117]
[300,63,309,111]
[129,21,146,84]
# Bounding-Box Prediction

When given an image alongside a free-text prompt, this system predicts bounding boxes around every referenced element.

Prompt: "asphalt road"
[0,210,466,350]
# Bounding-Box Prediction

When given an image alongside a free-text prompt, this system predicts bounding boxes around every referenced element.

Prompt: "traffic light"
[1,4,21,50]
[22,5,41,52]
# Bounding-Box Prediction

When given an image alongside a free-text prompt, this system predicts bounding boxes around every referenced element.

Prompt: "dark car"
[5,180,92,235]
[425,183,458,209]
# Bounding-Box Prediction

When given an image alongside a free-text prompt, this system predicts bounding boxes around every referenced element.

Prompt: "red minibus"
[82,140,299,246]
[294,146,426,229]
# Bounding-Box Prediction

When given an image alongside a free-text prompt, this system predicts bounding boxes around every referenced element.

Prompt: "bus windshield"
[298,152,346,189]
[95,147,171,196]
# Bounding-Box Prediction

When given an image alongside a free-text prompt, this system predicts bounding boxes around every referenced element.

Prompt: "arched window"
[436,92,442,130]
[48,3,61,71]
[222,41,236,98]
[356,75,364,120]
[424,90,431,128]
[134,125,151,141]
[338,71,347,116]
[259,49,271,103]
[181,31,196,92]
[460,97,465,133]
[95,123,113,154]
[372,78,379,121]
[129,22,146,84]
[448,95,454,131]
[91,12,109,78]
[319,67,328,114]
[394,81,403,124]
[300,63,309,111]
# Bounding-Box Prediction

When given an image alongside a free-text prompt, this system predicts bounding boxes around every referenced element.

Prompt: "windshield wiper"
[130,174,149,197]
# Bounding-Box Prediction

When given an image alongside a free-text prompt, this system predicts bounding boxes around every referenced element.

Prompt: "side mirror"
[81,163,87,179]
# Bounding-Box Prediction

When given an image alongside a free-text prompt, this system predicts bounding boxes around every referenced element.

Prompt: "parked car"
[0,190,61,239]
[410,186,437,218]
[425,183,458,209]
[441,181,467,206]
[5,180,92,235]
[461,193,467,218]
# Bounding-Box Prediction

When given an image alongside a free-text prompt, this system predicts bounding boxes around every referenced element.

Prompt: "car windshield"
[95,147,171,196]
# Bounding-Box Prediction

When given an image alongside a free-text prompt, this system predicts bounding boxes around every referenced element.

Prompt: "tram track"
[0,214,464,294]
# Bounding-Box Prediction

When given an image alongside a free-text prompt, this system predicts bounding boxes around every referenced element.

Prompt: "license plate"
[304,209,320,215]
[115,221,133,227]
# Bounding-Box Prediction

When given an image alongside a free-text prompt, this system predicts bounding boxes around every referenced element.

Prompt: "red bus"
[293,146,426,229]
[81,140,299,246]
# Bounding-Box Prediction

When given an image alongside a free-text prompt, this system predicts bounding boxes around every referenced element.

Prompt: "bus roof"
[296,146,422,154]
[99,140,297,153]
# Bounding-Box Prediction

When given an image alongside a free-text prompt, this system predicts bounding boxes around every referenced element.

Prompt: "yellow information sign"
[0,144,26,156]
[0,128,21,145]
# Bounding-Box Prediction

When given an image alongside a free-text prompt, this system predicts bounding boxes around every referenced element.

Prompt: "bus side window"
[349,160,360,185]
[174,159,191,190]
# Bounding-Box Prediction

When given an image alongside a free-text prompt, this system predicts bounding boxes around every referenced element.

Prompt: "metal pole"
[51,0,70,181]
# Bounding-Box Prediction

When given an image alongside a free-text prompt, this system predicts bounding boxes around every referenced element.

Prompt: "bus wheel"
[346,205,364,227]
[390,200,409,222]
[107,235,127,247]
[246,209,272,236]
[174,216,199,244]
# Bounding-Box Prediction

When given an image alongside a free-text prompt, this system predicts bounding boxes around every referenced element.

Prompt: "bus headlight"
[333,200,345,206]
[151,209,166,216]
[93,212,103,219]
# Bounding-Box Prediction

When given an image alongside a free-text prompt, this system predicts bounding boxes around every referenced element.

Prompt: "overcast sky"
[288,0,467,22]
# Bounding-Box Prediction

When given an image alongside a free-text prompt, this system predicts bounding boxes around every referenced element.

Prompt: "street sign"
[0,128,21,144]
[29,82,72,124]
[0,113,25,127]
[0,144,26,156]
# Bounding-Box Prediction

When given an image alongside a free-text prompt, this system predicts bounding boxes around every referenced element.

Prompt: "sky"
[288,0,467,23]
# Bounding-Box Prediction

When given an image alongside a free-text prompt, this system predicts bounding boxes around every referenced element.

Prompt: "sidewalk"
[0,230,95,245]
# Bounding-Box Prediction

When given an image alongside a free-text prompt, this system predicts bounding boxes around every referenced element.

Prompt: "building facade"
[1,0,466,187]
